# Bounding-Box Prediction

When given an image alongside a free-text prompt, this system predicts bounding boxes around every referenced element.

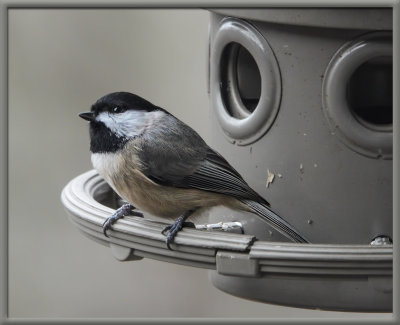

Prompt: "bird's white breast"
[91,152,125,196]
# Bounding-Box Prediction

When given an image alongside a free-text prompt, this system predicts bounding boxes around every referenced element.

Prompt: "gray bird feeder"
[62,8,393,312]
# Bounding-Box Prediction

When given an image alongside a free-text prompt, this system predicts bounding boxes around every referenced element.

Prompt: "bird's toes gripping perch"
[161,209,196,250]
[102,203,143,237]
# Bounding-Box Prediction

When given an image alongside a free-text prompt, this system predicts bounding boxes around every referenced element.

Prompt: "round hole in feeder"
[211,18,281,145]
[220,42,261,118]
[322,31,392,159]
[347,56,393,130]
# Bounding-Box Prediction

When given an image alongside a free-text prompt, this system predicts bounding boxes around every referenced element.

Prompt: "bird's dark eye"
[112,106,126,114]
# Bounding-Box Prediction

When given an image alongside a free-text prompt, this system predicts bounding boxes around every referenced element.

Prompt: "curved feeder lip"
[61,170,393,311]
[61,170,256,267]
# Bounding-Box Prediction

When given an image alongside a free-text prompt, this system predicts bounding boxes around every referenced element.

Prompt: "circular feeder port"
[322,32,392,159]
[211,18,281,145]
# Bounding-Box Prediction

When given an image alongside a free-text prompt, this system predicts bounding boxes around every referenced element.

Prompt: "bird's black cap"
[80,91,169,154]
[90,91,162,115]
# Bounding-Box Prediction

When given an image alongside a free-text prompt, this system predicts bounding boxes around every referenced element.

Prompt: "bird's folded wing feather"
[137,122,268,205]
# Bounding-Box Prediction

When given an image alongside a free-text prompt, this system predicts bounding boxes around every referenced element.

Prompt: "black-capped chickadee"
[79,92,309,248]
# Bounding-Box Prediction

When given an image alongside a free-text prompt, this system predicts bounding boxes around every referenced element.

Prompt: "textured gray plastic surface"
[208,12,392,245]
[211,8,392,30]
[61,170,392,311]
[207,9,392,310]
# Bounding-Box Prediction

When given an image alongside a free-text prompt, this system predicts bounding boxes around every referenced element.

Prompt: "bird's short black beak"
[79,111,95,122]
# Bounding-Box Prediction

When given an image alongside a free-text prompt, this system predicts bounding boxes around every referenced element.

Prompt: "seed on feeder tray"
[266,169,275,188]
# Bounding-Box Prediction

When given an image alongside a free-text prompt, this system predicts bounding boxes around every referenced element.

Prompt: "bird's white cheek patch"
[96,111,148,138]
[96,110,166,138]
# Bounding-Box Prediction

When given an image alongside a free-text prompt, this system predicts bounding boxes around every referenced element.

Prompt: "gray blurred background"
[8,9,389,319]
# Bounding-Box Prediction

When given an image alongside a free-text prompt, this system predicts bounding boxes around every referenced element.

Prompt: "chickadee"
[79,92,309,248]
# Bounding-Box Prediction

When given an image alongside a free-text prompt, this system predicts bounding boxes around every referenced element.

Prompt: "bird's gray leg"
[103,203,143,237]
[161,209,196,250]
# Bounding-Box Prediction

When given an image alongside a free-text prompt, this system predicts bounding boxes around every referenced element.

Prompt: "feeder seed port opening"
[322,31,393,159]
[211,18,282,146]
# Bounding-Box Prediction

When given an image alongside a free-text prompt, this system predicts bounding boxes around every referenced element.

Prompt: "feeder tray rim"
[61,170,392,277]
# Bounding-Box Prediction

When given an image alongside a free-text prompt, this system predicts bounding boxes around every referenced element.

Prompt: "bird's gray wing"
[136,116,312,243]
[137,118,267,204]
[182,148,269,205]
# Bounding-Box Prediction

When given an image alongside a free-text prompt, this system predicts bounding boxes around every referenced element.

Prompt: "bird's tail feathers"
[240,199,309,243]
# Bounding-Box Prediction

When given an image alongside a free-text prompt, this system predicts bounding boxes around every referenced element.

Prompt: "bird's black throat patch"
[89,120,128,153]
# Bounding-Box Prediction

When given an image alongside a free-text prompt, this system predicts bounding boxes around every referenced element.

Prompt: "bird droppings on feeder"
[266,169,275,188]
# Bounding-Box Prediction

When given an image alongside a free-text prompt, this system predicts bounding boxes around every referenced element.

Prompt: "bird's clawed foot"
[161,210,196,250]
[103,203,143,237]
